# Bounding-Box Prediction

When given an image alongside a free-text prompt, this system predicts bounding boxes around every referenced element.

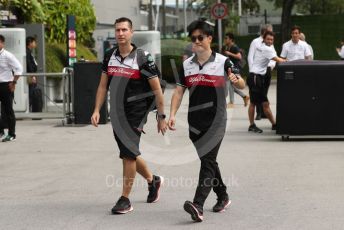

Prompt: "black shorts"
[113,127,142,160]
[111,105,149,160]
[247,73,269,104]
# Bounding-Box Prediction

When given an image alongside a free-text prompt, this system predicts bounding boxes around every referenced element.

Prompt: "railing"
[15,68,74,125]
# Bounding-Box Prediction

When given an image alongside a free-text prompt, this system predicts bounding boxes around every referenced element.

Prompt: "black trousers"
[0,83,16,136]
[190,129,228,207]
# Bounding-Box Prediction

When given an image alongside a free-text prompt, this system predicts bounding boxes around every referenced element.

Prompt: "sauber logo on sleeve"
[107,66,141,79]
[185,74,225,87]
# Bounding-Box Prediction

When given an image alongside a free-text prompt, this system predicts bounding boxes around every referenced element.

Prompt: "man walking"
[91,17,167,214]
[222,32,249,108]
[168,19,245,222]
[0,34,23,142]
[247,31,285,133]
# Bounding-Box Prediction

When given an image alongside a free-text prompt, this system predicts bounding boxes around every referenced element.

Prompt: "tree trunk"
[281,0,296,43]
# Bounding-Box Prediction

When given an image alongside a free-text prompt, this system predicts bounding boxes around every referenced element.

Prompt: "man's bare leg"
[262,102,276,125]
[248,103,255,125]
[136,156,153,183]
[122,158,137,198]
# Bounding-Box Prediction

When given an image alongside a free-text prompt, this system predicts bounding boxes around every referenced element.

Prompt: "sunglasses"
[191,35,207,43]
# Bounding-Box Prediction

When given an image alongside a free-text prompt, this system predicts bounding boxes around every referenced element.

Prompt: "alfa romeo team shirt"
[102,44,159,126]
[177,51,238,131]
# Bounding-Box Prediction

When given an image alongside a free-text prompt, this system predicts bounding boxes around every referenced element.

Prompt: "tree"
[280,0,295,43]
[295,0,344,15]
[269,0,344,42]
[0,0,96,45]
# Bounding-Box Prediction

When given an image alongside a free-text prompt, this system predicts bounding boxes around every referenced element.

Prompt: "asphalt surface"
[1,82,344,230]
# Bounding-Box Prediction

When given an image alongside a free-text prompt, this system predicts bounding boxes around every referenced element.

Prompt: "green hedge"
[161,39,190,83]
[45,43,97,72]
[291,14,344,60]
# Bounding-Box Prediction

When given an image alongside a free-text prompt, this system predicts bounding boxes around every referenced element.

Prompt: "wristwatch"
[156,113,166,120]
[12,80,17,84]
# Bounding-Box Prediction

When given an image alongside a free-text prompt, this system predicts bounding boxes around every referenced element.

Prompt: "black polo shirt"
[177,52,238,131]
[102,44,159,125]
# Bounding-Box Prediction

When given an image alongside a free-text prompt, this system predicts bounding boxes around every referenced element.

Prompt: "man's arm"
[91,73,108,127]
[247,40,256,70]
[280,43,287,59]
[304,43,312,60]
[168,85,186,131]
[148,77,167,135]
[8,53,23,92]
[272,56,286,63]
[225,46,242,60]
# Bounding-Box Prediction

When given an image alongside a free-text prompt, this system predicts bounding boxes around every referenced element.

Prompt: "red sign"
[211,3,228,19]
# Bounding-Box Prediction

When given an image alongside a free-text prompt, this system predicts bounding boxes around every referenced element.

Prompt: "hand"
[228,70,239,84]
[168,116,176,131]
[8,82,16,92]
[336,48,340,53]
[157,119,167,135]
[91,111,100,127]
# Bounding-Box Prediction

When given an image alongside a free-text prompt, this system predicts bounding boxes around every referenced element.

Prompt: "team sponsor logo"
[107,66,140,79]
[186,74,225,87]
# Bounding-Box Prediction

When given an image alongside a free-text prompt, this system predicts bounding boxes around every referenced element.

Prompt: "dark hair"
[114,17,133,28]
[263,31,275,39]
[187,19,214,37]
[0,34,5,43]
[225,32,235,40]
[26,36,36,46]
[291,25,301,33]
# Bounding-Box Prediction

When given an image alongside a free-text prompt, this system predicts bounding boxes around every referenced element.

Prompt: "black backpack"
[105,48,166,111]
[31,87,43,112]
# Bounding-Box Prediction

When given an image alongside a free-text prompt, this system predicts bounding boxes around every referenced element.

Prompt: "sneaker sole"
[151,176,164,203]
[214,200,232,213]
[248,128,263,133]
[111,206,133,215]
[2,139,16,142]
[183,202,203,222]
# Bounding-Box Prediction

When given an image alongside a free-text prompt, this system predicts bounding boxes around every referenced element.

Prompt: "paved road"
[1,83,344,230]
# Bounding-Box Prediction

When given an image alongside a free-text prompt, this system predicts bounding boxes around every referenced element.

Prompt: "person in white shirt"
[299,32,314,60]
[248,24,276,120]
[280,26,312,61]
[0,34,23,142]
[336,38,344,60]
[247,31,286,133]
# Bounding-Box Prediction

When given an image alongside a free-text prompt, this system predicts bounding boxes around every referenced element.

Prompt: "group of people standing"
[91,16,344,223]
[222,24,313,133]
[0,35,39,142]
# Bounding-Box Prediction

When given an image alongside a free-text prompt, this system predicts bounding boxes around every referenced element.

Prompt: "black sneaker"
[2,134,16,142]
[183,201,203,222]
[111,196,133,214]
[272,124,277,130]
[213,195,231,213]
[147,175,164,203]
[248,124,263,133]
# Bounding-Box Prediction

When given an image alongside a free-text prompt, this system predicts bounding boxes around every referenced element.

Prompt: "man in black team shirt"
[91,17,167,214]
[168,19,245,222]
